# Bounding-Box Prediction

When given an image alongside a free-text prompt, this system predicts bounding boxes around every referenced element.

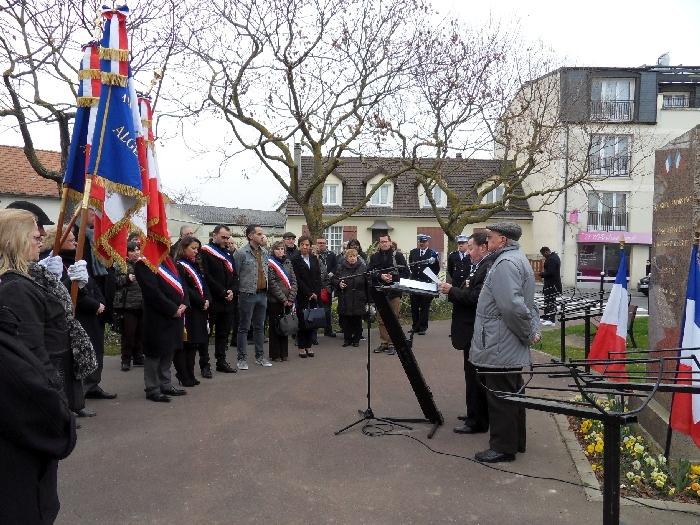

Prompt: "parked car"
[637,274,650,296]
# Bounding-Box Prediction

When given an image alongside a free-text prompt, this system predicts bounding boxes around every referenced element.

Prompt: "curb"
[553,413,700,515]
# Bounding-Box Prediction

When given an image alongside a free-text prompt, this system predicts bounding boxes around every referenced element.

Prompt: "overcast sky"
[5,0,700,211]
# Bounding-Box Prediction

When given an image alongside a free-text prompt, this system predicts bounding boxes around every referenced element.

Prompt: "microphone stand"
[335,265,412,435]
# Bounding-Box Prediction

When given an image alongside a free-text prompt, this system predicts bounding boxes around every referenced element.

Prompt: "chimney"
[294,143,302,179]
[455,152,463,159]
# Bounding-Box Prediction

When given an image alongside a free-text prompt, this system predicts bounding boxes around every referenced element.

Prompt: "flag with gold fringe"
[87,4,145,269]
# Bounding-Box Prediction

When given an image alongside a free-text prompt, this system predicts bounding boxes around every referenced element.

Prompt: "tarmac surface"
[57,320,697,525]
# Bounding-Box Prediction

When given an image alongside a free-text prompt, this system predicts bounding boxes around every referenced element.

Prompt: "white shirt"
[303,255,311,268]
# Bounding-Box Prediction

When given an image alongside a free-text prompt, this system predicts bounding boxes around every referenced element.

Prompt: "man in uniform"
[469,222,540,463]
[446,234,470,287]
[440,232,493,435]
[408,233,440,335]
[200,225,238,376]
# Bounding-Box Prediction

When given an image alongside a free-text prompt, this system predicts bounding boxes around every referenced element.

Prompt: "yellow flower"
[586,444,594,455]
[655,479,665,488]
[669,488,676,496]
[691,465,700,476]
[594,442,604,454]
[691,482,700,492]
[626,472,635,481]
[633,443,644,454]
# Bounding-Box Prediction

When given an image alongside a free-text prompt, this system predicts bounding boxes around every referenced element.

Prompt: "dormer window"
[323,183,339,205]
[421,186,446,208]
[366,175,394,207]
[484,184,505,204]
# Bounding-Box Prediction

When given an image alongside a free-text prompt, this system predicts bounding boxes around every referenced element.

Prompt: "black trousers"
[120,309,144,364]
[410,294,432,331]
[173,343,199,383]
[341,315,363,344]
[323,295,335,335]
[267,301,289,360]
[463,350,489,430]
[211,306,234,362]
[543,284,558,322]
[482,368,526,454]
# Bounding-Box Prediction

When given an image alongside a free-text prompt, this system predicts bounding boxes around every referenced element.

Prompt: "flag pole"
[70,177,93,308]
[619,236,626,411]
[52,186,70,255]
[664,229,700,459]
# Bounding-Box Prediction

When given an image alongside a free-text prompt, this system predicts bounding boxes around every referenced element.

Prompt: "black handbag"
[276,306,298,336]
[302,300,326,329]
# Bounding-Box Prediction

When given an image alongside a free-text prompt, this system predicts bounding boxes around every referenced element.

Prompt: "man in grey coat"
[469,221,541,463]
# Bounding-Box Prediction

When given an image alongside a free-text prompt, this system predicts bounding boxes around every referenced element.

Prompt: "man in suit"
[446,234,470,287]
[408,233,440,335]
[539,246,562,326]
[200,225,238,376]
[440,232,493,434]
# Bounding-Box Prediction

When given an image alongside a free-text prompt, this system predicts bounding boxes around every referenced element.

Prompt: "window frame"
[368,182,392,206]
[421,186,446,208]
[324,225,343,254]
[322,183,340,206]
[483,184,505,205]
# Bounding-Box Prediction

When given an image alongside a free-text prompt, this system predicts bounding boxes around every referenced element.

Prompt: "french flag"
[589,249,628,380]
[670,243,700,448]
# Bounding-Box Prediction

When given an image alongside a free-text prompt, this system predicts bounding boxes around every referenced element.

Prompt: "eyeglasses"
[32,235,43,243]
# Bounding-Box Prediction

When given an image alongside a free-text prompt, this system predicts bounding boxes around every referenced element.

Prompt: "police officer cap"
[6,200,54,225]
[282,232,296,239]
[455,235,468,243]
[417,234,431,241]
[486,221,522,241]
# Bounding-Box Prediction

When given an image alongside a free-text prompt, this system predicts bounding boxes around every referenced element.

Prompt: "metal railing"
[662,95,690,108]
[588,155,631,176]
[587,210,628,231]
[590,100,634,121]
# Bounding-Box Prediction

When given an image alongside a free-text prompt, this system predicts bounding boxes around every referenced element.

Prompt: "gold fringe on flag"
[77,96,99,107]
[99,47,129,62]
[78,69,101,80]
[141,118,152,129]
[100,72,128,87]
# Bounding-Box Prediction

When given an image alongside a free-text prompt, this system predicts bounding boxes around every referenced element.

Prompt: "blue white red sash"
[268,257,291,289]
[201,244,234,274]
[158,262,184,297]
[178,260,205,299]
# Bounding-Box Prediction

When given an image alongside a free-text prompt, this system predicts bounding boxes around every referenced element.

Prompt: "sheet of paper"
[399,278,438,292]
[422,266,440,284]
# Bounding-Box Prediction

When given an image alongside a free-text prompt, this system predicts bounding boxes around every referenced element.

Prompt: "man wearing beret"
[408,233,440,335]
[282,232,299,259]
[469,221,541,463]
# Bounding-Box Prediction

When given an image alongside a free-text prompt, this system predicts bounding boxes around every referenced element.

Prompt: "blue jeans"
[237,291,268,360]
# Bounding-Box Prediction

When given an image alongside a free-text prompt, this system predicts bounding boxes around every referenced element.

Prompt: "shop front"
[576,231,651,285]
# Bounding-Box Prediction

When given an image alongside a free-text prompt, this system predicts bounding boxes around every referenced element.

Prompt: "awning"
[577,231,651,245]
[367,220,393,231]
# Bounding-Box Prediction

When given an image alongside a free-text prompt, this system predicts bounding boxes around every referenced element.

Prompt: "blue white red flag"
[671,244,700,448]
[589,249,628,380]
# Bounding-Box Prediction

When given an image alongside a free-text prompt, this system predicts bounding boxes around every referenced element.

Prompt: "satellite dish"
[657,53,670,66]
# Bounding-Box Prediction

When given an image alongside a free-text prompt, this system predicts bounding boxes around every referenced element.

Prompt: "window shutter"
[637,72,658,123]
[560,69,590,122]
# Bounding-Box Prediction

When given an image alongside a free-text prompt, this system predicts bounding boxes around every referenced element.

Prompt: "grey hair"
[506,239,519,247]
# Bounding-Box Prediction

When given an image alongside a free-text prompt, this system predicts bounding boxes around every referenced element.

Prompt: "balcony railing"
[590,100,634,121]
[662,95,690,108]
[587,210,628,231]
[588,155,632,177]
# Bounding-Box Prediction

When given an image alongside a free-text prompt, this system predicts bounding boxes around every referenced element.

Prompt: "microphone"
[406,256,436,267]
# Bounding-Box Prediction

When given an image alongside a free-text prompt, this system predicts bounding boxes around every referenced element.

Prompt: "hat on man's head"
[417,234,431,242]
[486,221,522,241]
[455,235,468,243]
[282,232,296,239]
[6,200,54,226]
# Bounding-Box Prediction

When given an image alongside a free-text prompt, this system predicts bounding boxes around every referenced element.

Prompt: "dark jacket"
[0,317,76,525]
[291,252,322,311]
[113,259,143,310]
[317,250,338,289]
[59,250,105,357]
[333,258,367,316]
[541,252,563,294]
[367,249,409,300]
[447,254,493,352]
[408,247,441,283]
[0,271,67,388]
[135,259,189,357]
[177,259,211,345]
[447,250,471,288]
[267,256,298,305]
[200,242,238,312]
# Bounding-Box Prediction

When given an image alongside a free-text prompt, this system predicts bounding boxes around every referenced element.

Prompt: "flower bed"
[568,396,700,503]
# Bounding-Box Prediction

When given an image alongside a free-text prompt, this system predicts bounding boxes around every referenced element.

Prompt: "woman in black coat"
[290,235,322,358]
[135,257,189,402]
[332,249,367,347]
[176,236,211,386]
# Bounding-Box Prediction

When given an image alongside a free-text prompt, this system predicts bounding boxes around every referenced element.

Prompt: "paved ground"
[57,320,695,525]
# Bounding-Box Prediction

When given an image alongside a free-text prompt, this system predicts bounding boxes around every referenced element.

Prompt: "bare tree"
[0,0,181,186]
[180,0,432,239]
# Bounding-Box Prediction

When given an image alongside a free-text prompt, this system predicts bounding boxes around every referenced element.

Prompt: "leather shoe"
[146,393,170,403]
[201,366,213,379]
[121,362,130,371]
[85,388,117,400]
[161,387,187,396]
[475,449,515,463]
[417,330,426,335]
[216,361,237,373]
[342,342,351,347]
[75,407,96,418]
[453,423,487,434]
[457,415,468,421]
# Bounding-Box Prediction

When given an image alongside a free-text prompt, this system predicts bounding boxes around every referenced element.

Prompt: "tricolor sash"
[268,257,291,289]
[178,260,205,299]
[201,244,234,274]
[158,261,184,297]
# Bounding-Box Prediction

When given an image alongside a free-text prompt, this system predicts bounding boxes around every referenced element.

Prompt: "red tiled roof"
[0,145,61,198]
[286,156,532,219]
